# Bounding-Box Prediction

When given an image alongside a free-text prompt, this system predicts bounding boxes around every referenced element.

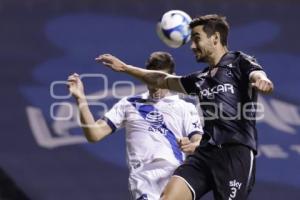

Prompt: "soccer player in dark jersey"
[96,14,274,200]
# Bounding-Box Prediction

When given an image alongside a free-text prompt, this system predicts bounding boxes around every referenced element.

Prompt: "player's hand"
[95,54,127,72]
[251,77,274,94]
[67,73,86,100]
[177,137,198,154]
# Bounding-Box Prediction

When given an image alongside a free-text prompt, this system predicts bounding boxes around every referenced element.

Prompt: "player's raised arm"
[95,54,186,94]
[67,73,112,142]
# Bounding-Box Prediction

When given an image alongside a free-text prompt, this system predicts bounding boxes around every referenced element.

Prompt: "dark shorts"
[173,144,256,200]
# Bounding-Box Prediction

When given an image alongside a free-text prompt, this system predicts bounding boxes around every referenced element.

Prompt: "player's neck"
[148,89,169,100]
[208,46,229,68]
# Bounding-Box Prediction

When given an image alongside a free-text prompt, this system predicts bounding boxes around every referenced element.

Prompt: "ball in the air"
[156,10,192,48]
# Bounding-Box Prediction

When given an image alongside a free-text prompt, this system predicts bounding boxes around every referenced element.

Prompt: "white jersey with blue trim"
[104,92,203,172]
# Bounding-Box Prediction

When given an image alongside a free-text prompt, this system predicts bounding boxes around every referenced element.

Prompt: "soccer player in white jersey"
[67,52,203,200]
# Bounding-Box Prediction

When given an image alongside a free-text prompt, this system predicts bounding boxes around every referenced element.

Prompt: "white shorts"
[128,161,177,200]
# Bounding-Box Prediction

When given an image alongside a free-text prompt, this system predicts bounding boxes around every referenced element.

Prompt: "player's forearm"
[76,98,105,142]
[124,65,169,89]
[96,54,169,89]
[191,135,201,151]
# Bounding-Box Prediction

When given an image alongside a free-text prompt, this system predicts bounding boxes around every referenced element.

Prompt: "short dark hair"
[145,51,175,74]
[190,14,229,46]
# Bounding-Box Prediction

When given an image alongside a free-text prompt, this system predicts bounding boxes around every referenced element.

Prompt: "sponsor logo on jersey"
[145,111,164,128]
[200,83,234,99]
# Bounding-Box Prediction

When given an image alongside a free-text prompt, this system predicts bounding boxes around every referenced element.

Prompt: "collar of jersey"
[217,51,240,67]
[202,51,240,73]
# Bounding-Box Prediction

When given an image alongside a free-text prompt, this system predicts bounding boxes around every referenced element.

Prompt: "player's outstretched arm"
[250,71,274,94]
[95,54,186,94]
[67,73,112,142]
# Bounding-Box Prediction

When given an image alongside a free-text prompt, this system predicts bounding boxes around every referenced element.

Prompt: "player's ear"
[213,32,220,45]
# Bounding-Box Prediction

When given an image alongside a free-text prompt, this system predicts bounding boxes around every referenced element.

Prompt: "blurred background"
[1,0,300,199]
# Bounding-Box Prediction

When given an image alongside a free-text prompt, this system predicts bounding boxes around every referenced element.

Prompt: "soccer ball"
[156,10,192,48]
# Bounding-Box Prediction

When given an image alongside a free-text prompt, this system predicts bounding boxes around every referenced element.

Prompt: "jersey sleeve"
[239,53,264,79]
[180,72,201,95]
[103,97,127,132]
[182,102,203,139]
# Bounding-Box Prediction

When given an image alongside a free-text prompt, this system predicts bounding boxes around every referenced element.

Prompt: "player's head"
[145,52,175,97]
[145,51,175,74]
[189,14,229,62]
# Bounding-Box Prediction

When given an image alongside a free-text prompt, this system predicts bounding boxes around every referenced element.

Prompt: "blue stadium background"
[1,0,300,199]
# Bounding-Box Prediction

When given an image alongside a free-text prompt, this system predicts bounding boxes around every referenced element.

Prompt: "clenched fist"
[177,137,199,155]
[251,77,274,94]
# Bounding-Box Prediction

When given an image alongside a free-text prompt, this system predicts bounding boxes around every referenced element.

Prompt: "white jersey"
[104,92,203,200]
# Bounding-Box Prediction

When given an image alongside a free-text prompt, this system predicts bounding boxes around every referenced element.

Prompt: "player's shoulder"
[115,93,144,104]
[112,96,131,106]
[237,51,259,63]
[112,94,145,111]
[124,92,149,104]
[183,68,209,80]
[217,51,249,66]
[181,100,197,110]
[179,100,199,117]
[221,51,253,61]
[165,95,199,117]
[172,96,197,109]
[224,51,261,69]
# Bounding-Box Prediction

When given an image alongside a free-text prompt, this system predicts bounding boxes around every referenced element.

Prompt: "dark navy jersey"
[180,51,264,152]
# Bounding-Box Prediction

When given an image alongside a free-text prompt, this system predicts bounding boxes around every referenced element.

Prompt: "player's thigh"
[212,145,256,200]
[129,167,174,200]
[129,171,155,200]
[160,176,192,200]
[162,160,212,200]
